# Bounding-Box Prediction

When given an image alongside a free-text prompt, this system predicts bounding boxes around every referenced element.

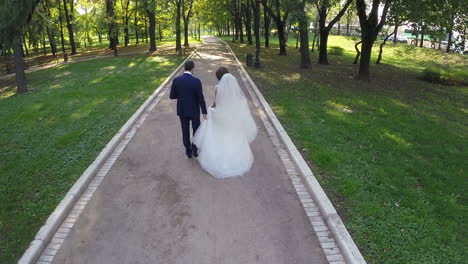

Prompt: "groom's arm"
[169,80,177,99]
[197,80,207,115]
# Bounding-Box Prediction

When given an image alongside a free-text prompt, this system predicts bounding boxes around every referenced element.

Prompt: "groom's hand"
[202,114,207,120]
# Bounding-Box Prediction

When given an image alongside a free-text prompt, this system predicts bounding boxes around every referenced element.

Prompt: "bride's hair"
[216,67,229,80]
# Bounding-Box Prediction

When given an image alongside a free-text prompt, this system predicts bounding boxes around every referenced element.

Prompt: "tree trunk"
[277,20,286,55]
[337,20,341,35]
[43,0,57,56]
[106,0,117,50]
[146,0,157,52]
[134,1,139,45]
[239,14,244,43]
[346,23,350,36]
[318,29,329,64]
[42,28,47,55]
[182,0,193,47]
[393,25,398,43]
[144,19,148,42]
[62,0,76,54]
[299,8,310,68]
[58,0,67,60]
[263,5,270,48]
[175,0,182,54]
[358,36,374,80]
[13,40,28,94]
[22,33,29,56]
[446,30,452,52]
[243,2,252,45]
[183,18,190,46]
[420,23,424,48]
[353,40,361,64]
[251,0,261,67]
[377,30,395,64]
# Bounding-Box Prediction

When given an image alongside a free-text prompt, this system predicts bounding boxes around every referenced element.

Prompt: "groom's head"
[185,60,195,72]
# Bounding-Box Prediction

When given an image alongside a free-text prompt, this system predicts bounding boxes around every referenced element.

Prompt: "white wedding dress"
[193,73,257,178]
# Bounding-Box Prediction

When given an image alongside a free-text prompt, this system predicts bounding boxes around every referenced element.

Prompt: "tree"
[41,0,58,56]
[174,0,183,53]
[121,0,131,46]
[355,0,391,80]
[315,0,353,64]
[0,0,40,94]
[63,0,77,55]
[262,0,291,55]
[251,0,261,66]
[182,0,194,47]
[263,1,271,47]
[243,0,253,45]
[144,0,157,51]
[106,0,118,51]
[226,0,244,42]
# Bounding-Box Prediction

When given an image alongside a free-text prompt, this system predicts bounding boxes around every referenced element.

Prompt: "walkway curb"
[219,38,366,264]
[18,50,197,264]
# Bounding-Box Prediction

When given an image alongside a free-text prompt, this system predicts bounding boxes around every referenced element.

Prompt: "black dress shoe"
[186,150,192,158]
[192,149,198,158]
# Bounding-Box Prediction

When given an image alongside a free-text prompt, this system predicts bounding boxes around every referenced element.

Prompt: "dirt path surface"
[48,37,328,264]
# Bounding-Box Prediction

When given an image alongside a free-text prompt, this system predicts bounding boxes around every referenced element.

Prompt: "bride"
[193,67,257,178]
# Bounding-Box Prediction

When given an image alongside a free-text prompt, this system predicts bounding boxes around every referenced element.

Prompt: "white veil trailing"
[193,73,258,178]
[212,73,257,142]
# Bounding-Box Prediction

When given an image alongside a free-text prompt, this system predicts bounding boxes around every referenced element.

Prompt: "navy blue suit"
[170,72,207,155]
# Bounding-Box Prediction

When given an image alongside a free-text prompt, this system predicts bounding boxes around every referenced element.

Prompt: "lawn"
[0,54,185,263]
[224,35,467,263]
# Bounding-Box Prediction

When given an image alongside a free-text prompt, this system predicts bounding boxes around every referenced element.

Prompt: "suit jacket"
[170,73,207,118]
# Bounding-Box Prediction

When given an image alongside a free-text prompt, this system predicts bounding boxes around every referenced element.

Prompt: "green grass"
[224,35,467,263]
[0,54,185,263]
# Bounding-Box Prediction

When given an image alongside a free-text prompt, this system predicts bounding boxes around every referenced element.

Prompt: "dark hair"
[216,67,229,80]
[185,60,195,71]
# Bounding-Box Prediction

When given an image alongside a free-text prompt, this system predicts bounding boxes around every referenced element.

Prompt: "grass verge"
[224,35,467,264]
[0,54,184,263]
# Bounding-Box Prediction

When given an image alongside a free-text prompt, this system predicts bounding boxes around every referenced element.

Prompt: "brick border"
[219,38,366,264]
[18,50,197,264]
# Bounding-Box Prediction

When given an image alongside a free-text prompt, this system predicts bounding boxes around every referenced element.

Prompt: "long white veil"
[193,73,257,178]
[212,73,257,143]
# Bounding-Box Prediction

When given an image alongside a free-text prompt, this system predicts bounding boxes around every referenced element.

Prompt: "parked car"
[384,35,408,43]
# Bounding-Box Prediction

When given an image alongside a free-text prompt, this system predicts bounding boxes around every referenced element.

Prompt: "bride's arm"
[211,86,217,108]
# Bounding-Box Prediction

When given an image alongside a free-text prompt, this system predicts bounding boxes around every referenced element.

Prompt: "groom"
[170,60,207,158]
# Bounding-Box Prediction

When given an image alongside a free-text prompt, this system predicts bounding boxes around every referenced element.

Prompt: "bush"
[422,68,442,83]
[329,46,344,56]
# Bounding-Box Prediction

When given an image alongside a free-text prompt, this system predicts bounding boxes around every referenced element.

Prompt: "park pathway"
[40,38,329,264]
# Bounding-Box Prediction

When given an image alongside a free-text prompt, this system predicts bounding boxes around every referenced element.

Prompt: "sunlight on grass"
[100,65,117,71]
[281,72,301,82]
[326,101,353,113]
[383,129,412,149]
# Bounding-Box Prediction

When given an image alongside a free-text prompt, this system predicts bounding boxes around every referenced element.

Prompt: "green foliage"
[225,35,467,264]
[0,0,39,46]
[328,46,344,55]
[0,55,184,263]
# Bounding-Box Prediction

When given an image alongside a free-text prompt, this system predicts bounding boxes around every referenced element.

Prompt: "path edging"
[219,38,366,264]
[18,50,197,264]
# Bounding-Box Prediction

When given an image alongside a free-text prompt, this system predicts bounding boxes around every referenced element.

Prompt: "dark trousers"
[179,116,200,154]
